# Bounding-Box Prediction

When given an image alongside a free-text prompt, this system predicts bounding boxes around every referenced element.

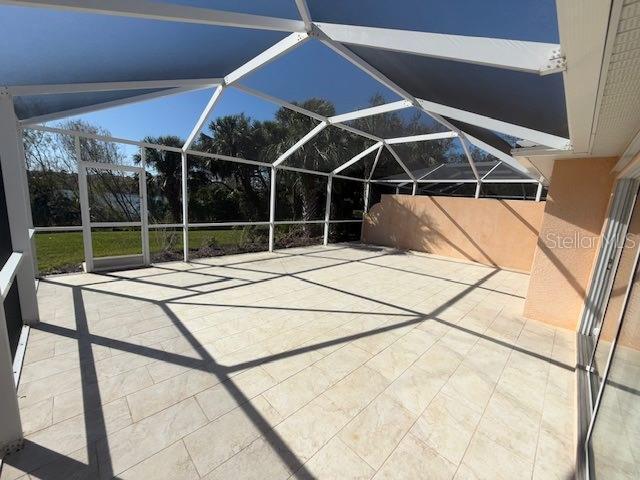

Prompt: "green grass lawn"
[34,228,252,274]
[34,223,338,275]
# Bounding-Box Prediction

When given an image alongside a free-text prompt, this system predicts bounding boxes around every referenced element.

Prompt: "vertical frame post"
[16,137,38,277]
[0,306,23,455]
[475,181,481,199]
[269,167,276,252]
[363,181,370,213]
[323,175,333,246]
[0,93,39,324]
[139,148,150,266]
[535,182,543,202]
[181,151,189,262]
[76,137,94,272]
[412,181,417,195]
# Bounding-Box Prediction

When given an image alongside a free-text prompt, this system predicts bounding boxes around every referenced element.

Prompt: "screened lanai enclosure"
[1,1,640,480]
[7,0,557,275]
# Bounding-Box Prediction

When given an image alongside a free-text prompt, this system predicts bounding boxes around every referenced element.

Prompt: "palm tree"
[134,136,183,224]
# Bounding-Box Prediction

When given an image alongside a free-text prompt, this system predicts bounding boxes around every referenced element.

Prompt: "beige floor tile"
[374,433,457,480]
[27,398,131,456]
[339,393,415,470]
[195,366,277,421]
[532,425,575,480]
[441,364,496,414]
[384,364,446,416]
[52,365,154,423]
[126,369,218,422]
[119,441,199,480]
[459,431,533,480]
[9,246,575,480]
[412,342,464,377]
[351,330,399,356]
[274,394,352,463]
[411,391,481,465]
[18,368,83,407]
[301,437,375,480]
[22,340,55,366]
[260,350,326,383]
[20,398,53,435]
[323,366,390,418]
[97,397,207,477]
[437,328,479,356]
[263,365,333,418]
[365,339,422,382]
[476,390,541,462]
[313,344,372,383]
[7,444,97,480]
[183,397,280,476]
[201,437,292,480]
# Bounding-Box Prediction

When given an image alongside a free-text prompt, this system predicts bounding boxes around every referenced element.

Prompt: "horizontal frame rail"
[0,253,23,300]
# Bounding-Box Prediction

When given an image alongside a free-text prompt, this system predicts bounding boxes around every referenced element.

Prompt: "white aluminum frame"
[0,253,25,455]
[315,22,565,75]
[7,1,551,270]
[0,93,39,325]
[19,86,212,127]
[6,78,223,96]
[5,0,306,32]
[274,121,328,167]
[23,125,372,264]
[4,0,571,163]
[78,159,147,271]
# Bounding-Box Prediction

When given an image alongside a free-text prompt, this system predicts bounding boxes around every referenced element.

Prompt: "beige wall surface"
[523,157,618,331]
[361,194,545,272]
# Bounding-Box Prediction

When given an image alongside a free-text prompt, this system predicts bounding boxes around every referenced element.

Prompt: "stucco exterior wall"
[523,157,618,330]
[361,195,545,272]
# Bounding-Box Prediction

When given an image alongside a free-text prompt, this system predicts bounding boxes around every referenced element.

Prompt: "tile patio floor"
[1,244,576,479]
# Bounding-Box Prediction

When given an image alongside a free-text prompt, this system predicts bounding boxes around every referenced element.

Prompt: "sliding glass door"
[585,186,640,479]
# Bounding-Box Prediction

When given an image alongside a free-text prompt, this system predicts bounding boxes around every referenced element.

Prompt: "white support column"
[0,305,23,455]
[181,151,189,262]
[269,167,277,252]
[76,137,94,272]
[535,182,543,202]
[139,147,150,265]
[363,182,370,214]
[412,182,417,195]
[16,130,38,277]
[323,175,333,246]
[395,186,400,194]
[0,92,39,324]
[475,182,481,199]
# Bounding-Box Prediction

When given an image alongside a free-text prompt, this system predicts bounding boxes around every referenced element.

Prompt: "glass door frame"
[77,159,149,272]
[583,238,640,479]
[585,180,639,403]
[578,163,640,479]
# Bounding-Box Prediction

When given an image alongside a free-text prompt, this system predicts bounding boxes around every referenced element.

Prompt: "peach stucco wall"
[523,157,618,330]
[361,195,546,271]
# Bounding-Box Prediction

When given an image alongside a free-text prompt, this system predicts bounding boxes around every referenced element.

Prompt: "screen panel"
[1,6,288,86]
[348,46,569,138]
[242,39,402,115]
[307,0,559,43]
